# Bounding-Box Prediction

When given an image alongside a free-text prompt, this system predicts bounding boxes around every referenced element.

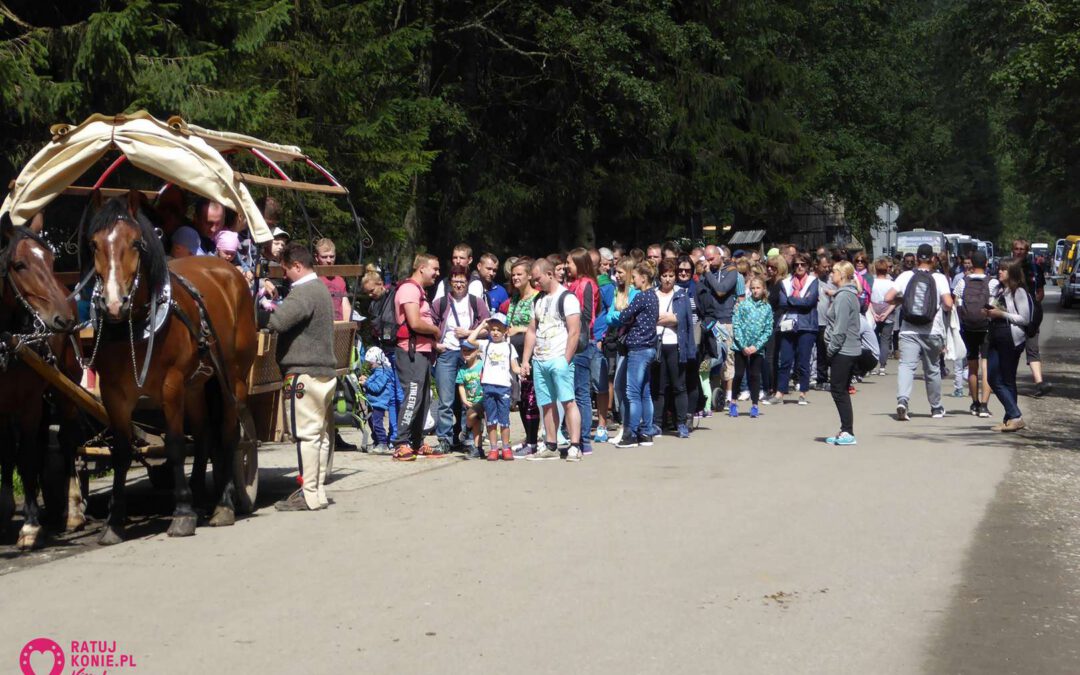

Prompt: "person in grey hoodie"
[824,261,863,445]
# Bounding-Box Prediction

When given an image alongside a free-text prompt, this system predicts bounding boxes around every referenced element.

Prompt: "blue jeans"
[988,336,1024,422]
[614,354,628,424]
[625,347,656,437]
[434,349,463,443]
[573,345,596,451]
[778,331,816,394]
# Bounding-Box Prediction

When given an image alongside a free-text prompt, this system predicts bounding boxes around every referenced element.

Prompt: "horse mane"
[86,196,169,294]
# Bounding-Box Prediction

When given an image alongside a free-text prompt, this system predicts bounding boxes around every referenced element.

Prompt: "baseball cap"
[172,226,204,255]
[271,226,290,240]
[766,247,780,258]
[917,243,934,260]
[488,312,508,327]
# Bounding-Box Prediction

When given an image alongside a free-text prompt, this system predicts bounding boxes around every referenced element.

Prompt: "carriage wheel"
[232,409,259,514]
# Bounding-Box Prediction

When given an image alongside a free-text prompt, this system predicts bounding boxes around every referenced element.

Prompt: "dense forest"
[1,0,1078,267]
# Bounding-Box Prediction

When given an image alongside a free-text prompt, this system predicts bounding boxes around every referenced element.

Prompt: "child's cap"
[215,229,240,253]
[488,312,508,327]
[364,346,385,364]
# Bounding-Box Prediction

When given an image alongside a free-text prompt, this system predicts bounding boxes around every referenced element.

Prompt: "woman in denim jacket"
[774,252,819,405]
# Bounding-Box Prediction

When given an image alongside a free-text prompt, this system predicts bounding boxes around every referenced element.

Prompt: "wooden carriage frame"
[1,112,365,512]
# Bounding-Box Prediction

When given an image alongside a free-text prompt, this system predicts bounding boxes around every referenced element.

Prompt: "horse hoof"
[16,524,42,551]
[208,506,235,527]
[167,514,197,537]
[99,527,125,546]
[66,514,87,532]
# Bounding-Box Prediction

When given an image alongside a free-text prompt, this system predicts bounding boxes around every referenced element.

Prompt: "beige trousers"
[286,373,336,509]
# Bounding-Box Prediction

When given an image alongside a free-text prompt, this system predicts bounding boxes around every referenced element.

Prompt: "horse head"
[87,191,168,322]
[0,213,76,332]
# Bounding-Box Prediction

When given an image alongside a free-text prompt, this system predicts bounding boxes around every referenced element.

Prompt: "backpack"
[432,294,481,332]
[1025,297,1043,339]
[901,270,939,326]
[959,276,990,331]
[533,290,589,353]
[369,283,400,347]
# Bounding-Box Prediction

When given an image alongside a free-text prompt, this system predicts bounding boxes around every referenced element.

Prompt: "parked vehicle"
[1060,239,1080,308]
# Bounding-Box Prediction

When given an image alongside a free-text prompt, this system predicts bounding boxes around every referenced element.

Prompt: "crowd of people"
[344,237,1048,463]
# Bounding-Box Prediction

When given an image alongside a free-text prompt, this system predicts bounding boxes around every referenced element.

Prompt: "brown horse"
[86,192,257,545]
[0,217,83,549]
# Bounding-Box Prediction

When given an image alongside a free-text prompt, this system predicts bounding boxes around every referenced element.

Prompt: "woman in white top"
[985,258,1031,432]
[870,257,897,375]
[651,259,690,437]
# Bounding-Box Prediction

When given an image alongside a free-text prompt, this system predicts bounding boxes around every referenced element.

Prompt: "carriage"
[0,112,367,545]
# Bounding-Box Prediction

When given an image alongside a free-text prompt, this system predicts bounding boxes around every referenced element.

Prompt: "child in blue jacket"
[361,347,403,453]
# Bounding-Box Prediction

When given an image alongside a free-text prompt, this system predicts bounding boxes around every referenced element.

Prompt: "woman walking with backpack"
[985,258,1032,432]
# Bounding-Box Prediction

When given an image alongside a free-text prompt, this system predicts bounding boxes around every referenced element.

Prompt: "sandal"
[392,445,416,462]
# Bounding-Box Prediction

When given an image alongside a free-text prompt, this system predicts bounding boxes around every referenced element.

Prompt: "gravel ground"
[927,287,1080,674]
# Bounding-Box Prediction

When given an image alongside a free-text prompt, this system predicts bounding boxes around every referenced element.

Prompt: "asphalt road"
[2,291,1078,674]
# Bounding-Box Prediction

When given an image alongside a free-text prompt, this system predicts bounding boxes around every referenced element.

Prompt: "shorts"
[1025,332,1040,363]
[960,329,989,360]
[603,339,619,377]
[482,384,511,427]
[590,344,609,393]
[533,356,575,406]
[467,401,485,417]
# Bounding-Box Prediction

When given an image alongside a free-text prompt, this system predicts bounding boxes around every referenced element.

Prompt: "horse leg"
[0,421,14,535]
[208,389,239,528]
[15,410,45,550]
[163,370,196,537]
[56,407,87,532]
[185,388,210,513]
[99,394,135,546]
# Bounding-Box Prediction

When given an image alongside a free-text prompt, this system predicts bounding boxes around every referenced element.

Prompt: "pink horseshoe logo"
[19,638,65,675]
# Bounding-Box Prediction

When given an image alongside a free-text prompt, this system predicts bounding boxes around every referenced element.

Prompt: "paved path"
[1,293,1077,674]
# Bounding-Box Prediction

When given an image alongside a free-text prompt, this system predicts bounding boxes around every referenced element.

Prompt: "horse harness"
[84,268,235,401]
[0,234,57,371]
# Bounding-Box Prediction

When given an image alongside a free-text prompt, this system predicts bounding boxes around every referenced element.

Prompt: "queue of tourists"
[337,238,1046,467]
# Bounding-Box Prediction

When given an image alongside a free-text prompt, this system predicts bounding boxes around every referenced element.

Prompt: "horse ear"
[29,212,44,234]
[126,189,145,218]
[0,212,12,244]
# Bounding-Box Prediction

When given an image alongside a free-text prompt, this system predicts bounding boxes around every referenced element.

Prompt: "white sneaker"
[610,430,623,445]
[737,390,750,401]
[566,445,582,462]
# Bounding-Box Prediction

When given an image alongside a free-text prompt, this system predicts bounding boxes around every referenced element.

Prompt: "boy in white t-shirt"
[464,314,520,460]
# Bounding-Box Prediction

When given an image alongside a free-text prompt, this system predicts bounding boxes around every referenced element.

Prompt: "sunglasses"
[795,262,807,268]
[677,268,692,273]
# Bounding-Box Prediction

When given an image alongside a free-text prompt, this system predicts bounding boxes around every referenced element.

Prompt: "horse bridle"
[84,227,161,388]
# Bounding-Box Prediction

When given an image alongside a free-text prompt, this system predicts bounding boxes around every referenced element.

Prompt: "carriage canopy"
[0,111,339,244]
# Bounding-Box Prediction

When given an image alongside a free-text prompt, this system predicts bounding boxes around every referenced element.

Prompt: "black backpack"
[959,276,990,331]
[901,270,939,326]
[369,284,399,347]
[1025,297,1043,339]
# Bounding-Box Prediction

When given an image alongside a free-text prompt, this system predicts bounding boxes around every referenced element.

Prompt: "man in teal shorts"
[521,258,584,462]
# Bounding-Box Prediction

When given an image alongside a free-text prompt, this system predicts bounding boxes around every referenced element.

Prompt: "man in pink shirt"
[391,253,441,460]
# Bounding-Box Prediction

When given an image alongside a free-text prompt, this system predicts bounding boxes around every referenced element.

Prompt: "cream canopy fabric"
[1,111,275,243]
